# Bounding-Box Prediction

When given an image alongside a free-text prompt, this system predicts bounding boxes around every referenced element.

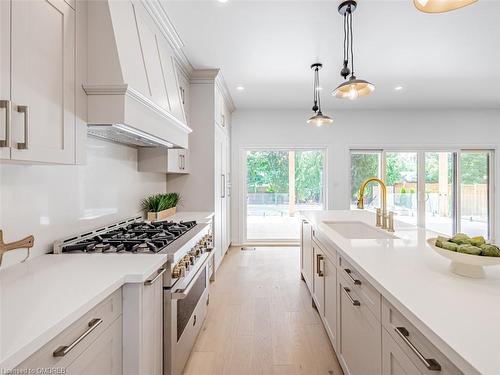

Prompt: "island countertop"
[301,210,500,375]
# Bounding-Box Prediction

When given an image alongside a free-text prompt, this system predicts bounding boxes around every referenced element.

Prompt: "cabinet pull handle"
[221,174,226,198]
[16,105,29,149]
[0,100,11,148]
[344,268,361,285]
[395,327,441,371]
[144,268,166,285]
[342,287,360,306]
[316,254,324,277]
[53,318,103,357]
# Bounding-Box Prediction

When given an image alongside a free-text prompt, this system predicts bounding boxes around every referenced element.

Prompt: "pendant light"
[307,63,333,127]
[332,1,374,100]
[414,0,478,13]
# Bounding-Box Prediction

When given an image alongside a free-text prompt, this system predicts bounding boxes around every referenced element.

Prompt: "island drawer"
[16,288,122,370]
[382,298,463,375]
[339,257,381,320]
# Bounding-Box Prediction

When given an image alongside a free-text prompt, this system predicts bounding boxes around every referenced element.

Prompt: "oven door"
[164,255,211,375]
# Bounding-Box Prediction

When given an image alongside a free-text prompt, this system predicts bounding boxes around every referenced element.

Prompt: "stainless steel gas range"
[53,216,214,375]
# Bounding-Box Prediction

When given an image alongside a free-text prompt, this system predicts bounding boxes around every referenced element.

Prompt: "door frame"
[239,145,329,245]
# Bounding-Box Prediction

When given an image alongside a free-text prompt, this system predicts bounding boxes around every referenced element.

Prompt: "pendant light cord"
[343,13,348,63]
[316,67,322,111]
[349,10,354,77]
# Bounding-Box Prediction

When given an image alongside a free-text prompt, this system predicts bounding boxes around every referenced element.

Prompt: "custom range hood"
[84,0,191,149]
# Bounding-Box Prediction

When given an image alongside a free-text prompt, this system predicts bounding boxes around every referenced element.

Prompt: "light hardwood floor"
[183,247,343,375]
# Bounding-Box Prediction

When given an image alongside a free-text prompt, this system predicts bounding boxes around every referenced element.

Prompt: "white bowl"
[427,238,500,278]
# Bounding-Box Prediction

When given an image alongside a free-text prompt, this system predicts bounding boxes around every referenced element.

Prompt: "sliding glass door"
[246,149,325,241]
[350,149,494,239]
[424,152,455,235]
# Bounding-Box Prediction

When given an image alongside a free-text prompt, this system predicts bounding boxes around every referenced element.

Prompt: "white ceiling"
[162,0,500,110]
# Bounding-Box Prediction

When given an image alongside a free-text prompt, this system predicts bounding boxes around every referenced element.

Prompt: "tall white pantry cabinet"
[0,0,86,164]
[167,70,233,269]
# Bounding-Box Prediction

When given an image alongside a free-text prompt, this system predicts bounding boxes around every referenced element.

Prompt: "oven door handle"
[171,255,211,300]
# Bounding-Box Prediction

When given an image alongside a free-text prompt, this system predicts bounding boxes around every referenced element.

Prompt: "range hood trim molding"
[83,84,193,134]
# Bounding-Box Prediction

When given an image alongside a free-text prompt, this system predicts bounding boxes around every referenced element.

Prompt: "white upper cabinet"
[1,0,76,164]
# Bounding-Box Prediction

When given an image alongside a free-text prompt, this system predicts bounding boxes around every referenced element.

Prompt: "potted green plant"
[141,192,180,221]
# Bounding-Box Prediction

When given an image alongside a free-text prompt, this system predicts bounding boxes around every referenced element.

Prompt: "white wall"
[231,109,500,244]
[0,138,166,268]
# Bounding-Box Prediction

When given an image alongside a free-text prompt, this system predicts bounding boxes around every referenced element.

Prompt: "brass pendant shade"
[332,77,375,100]
[307,111,333,127]
[414,0,478,13]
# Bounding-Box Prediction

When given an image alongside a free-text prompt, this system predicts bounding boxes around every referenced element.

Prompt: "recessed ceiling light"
[218,0,228,3]
[316,86,323,91]
[236,86,245,91]
[394,86,404,91]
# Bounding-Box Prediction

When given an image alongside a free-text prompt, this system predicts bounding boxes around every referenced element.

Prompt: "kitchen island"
[301,210,500,375]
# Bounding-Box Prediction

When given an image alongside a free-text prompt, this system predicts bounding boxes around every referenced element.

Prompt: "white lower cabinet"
[65,317,122,375]
[312,241,325,314]
[300,220,313,291]
[302,225,462,375]
[382,328,421,375]
[338,275,381,375]
[323,255,337,347]
[16,289,122,373]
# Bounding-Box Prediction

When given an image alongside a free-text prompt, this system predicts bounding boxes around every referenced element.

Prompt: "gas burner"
[60,219,198,254]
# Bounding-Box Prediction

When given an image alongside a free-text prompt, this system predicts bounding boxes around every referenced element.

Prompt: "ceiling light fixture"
[218,0,229,3]
[414,0,478,13]
[394,85,404,91]
[332,1,374,100]
[307,63,333,127]
[236,86,245,91]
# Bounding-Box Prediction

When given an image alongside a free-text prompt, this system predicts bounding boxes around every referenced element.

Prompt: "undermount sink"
[323,221,398,240]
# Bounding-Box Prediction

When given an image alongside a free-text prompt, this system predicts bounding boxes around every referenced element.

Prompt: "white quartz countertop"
[0,252,169,370]
[302,210,500,375]
[167,211,214,224]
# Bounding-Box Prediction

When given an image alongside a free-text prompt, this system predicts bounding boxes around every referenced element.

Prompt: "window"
[246,149,325,241]
[350,151,382,209]
[350,149,494,239]
[460,151,490,238]
[425,152,455,236]
[386,152,418,226]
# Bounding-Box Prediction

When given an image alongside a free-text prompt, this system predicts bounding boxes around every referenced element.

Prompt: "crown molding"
[215,73,236,113]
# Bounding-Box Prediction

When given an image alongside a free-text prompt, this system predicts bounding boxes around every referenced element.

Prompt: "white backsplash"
[0,137,166,268]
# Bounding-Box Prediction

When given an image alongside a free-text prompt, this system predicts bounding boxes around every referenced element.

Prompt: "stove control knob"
[172,267,180,278]
[179,265,186,277]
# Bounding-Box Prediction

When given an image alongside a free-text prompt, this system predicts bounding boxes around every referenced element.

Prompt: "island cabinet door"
[323,255,337,348]
[382,328,421,375]
[338,276,381,375]
[312,242,325,315]
[300,220,313,290]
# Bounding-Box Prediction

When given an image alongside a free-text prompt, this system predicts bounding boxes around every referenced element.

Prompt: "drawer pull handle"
[395,327,441,371]
[342,287,360,306]
[316,254,324,277]
[144,268,167,285]
[344,268,361,285]
[16,105,29,150]
[53,318,103,357]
